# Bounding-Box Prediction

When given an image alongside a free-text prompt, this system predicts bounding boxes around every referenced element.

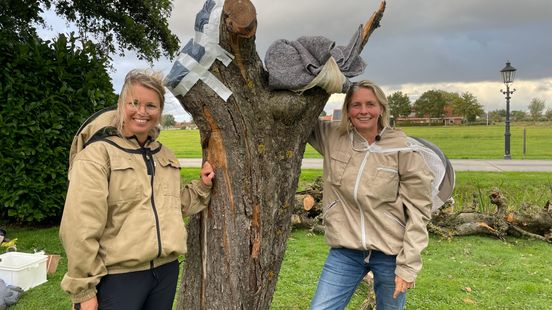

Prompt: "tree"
[0,0,179,62]
[173,2,387,309]
[0,0,49,40]
[161,114,176,128]
[545,108,552,120]
[454,92,484,122]
[528,98,545,123]
[492,109,506,118]
[387,91,411,117]
[413,90,446,119]
[487,111,499,123]
[510,110,527,122]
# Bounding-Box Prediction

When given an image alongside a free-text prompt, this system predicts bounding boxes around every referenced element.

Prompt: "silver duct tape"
[165,0,234,101]
[170,54,233,101]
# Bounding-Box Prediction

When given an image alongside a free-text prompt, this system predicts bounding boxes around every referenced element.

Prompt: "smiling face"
[122,84,162,144]
[347,87,383,138]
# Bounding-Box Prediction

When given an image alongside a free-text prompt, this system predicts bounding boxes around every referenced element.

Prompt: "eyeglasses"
[127,99,160,113]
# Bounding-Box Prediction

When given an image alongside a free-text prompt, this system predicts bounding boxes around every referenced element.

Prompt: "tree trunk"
[174,2,386,308]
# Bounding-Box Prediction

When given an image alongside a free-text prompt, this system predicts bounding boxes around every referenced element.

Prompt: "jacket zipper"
[353,150,370,250]
[142,149,162,260]
[96,138,164,264]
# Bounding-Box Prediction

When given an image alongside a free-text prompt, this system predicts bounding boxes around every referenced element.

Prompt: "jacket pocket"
[384,211,406,229]
[329,151,351,186]
[322,199,343,243]
[158,157,181,197]
[367,166,399,202]
[323,199,340,214]
[108,157,142,203]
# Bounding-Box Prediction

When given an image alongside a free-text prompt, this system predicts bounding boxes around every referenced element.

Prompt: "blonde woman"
[60,70,214,310]
[309,81,434,309]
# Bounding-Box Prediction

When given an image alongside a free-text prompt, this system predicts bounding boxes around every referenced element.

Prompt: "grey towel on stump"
[264,25,367,93]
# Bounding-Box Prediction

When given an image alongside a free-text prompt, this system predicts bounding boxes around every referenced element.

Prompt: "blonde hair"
[338,80,390,135]
[113,69,166,139]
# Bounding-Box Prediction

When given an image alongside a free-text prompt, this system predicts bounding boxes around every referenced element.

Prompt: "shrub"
[0,33,116,224]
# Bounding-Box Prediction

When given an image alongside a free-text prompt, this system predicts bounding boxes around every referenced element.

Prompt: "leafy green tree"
[0,0,49,40]
[413,90,446,119]
[439,91,462,106]
[527,98,545,122]
[545,108,552,120]
[455,92,484,122]
[493,109,506,118]
[1,0,179,62]
[387,91,411,117]
[162,114,177,128]
[489,109,505,123]
[510,110,527,122]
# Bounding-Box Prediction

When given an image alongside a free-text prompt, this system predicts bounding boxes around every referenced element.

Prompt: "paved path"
[179,158,552,172]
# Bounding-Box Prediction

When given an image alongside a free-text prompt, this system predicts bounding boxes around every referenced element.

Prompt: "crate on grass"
[0,252,48,291]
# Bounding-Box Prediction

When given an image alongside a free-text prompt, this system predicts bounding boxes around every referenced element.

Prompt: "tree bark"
[175,2,386,309]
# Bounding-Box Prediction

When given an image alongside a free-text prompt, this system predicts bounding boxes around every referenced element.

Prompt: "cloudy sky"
[43,0,552,121]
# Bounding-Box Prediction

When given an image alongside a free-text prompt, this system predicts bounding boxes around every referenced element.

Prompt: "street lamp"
[500,61,516,159]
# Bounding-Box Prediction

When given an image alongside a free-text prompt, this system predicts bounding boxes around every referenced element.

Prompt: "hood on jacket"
[68,106,117,171]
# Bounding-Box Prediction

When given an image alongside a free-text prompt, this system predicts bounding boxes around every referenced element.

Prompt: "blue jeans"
[311,248,406,310]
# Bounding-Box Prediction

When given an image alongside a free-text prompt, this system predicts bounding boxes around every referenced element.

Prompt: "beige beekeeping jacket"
[309,120,434,282]
[60,109,211,303]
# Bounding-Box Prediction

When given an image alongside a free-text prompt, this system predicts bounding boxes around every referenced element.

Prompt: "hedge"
[0,33,116,224]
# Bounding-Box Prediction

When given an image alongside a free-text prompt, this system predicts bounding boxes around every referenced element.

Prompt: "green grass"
[159,123,552,159]
[7,227,552,310]
[3,226,69,310]
[158,129,203,158]
[272,230,552,310]
[453,171,552,213]
[5,169,552,309]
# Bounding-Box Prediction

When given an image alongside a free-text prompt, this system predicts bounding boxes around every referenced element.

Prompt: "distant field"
[159,123,552,159]
[158,129,203,158]
[400,123,552,159]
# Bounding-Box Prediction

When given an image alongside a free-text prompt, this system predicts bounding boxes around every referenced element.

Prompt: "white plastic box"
[0,252,48,291]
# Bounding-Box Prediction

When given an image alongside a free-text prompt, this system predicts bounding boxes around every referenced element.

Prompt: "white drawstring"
[364,249,372,264]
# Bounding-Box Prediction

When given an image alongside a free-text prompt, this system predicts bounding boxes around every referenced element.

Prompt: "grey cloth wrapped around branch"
[264,25,367,94]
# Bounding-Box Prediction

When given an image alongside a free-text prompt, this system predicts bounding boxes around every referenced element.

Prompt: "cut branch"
[293,184,552,243]
[361,1,386,49]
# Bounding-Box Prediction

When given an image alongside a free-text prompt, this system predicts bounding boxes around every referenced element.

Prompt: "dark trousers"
[97,260,179,310]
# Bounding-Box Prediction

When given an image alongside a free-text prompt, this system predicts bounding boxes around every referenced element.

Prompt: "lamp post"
[500,61,516,160]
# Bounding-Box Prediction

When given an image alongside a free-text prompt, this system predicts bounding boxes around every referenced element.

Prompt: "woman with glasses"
[309,80,434,310]
[60,69,214,310]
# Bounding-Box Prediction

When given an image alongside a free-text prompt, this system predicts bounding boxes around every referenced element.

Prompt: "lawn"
[272,231,552,310]
[159,123,552,159]
[5,228,552,310]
